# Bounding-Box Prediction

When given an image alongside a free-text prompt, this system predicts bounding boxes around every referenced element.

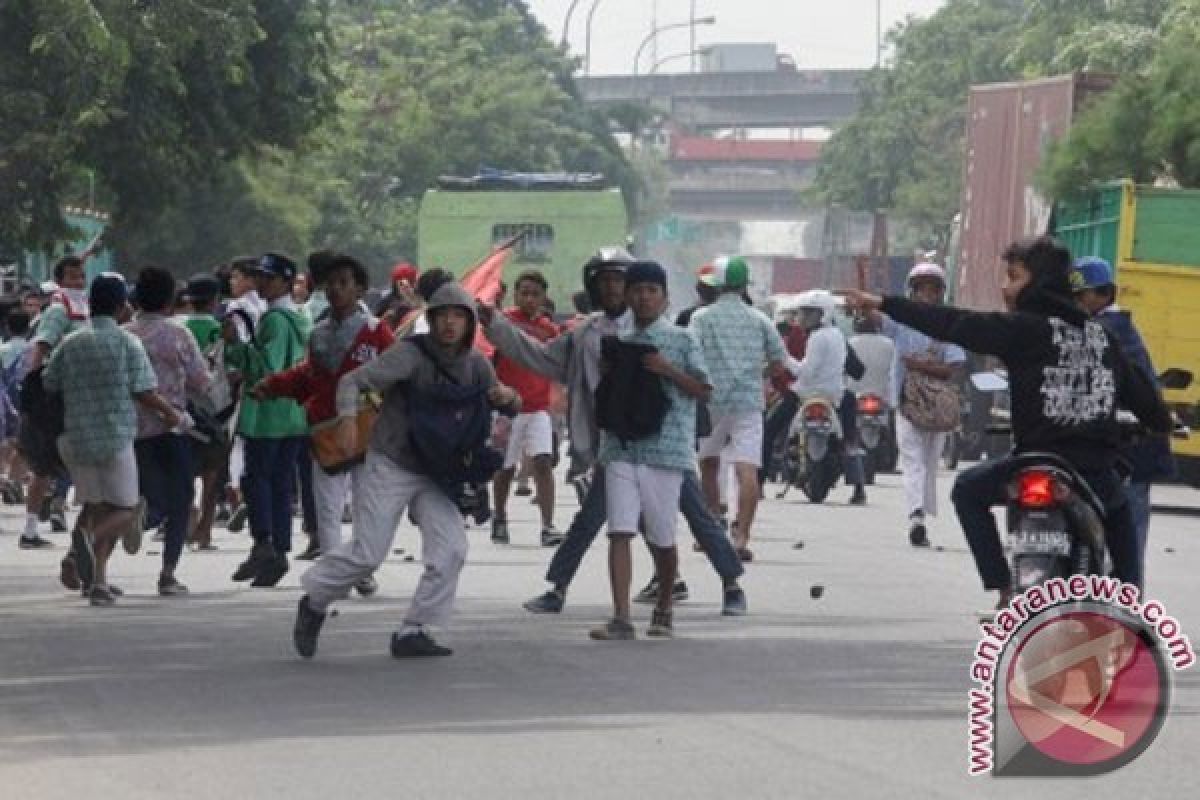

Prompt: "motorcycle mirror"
[970,371,1008,392]
[1159,368,1193,391]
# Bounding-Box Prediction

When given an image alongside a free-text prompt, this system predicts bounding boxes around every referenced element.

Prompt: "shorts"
[59,441,139,508]
[698,411,764,467]
[503,411,554,469]
[605,461,683,548]
[18,415,67,479]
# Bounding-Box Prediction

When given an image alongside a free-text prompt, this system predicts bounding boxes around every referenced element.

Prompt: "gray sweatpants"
[301,450,467,629]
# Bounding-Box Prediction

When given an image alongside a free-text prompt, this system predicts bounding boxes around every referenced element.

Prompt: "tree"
[0,0,336,260]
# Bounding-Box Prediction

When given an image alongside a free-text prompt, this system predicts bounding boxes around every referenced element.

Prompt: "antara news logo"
[967,576,1193,777]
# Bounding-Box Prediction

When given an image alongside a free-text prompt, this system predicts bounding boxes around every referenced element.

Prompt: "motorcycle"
[779,395,844,503]
[856,392,895,484]
[975,368,1192,592]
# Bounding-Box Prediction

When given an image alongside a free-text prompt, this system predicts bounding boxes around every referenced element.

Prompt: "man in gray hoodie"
[293,283,520,659]
[478,249,747,617]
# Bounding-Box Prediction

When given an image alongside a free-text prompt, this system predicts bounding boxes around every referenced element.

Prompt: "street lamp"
[649,50,703,75]
[584,0,605,75]
[632,16,715,79]
[561,0,584,47]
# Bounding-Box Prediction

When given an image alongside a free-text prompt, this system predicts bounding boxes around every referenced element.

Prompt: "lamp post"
[650,50,702,75]
[632,16,715,80]
[561,0,584,47]
[583,0,605,75]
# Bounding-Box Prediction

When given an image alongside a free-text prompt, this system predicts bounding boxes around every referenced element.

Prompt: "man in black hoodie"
[839,236,1171,606]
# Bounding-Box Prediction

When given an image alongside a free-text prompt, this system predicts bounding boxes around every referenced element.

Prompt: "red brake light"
[1016,471,1057,509]
[804,404,831,421]
[858,395,883,414]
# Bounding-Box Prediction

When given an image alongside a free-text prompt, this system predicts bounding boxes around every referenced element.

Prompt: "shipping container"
[418,184,627,312]
[1053,181,1200,484]
[955,73,1113,311]
[700,43,778,74]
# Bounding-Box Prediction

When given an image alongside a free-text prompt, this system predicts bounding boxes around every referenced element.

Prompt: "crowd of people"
[0,233,1174,654]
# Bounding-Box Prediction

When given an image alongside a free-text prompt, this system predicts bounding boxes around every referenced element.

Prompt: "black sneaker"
[849,487,868,506]
[296,541,322,561]
[227,504,249,533]
[909,521,930,548]
[250,554,289,588]
[523,589,565,614]
[215,504,232,524]
[390,629,452,658]
[19,535,53,550]
[157,576,190,596]
[60,553,82,591]
[722,587,748,616]
[232,542,273,582]
[514,485,532,497]
[540,527,564,547]
[89,586,117,607]
[50,510,68,533]
[490,518,510,545]
[354,575,378,597]
[634,579,689,604]
[293,595,327,659]
[80,583,123,598]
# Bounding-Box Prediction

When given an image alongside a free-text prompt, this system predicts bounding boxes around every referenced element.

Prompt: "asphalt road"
[1,466,1198,799]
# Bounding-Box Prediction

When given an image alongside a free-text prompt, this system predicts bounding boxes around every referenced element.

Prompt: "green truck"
[417,174,628,312]
[1053,181,1200,484]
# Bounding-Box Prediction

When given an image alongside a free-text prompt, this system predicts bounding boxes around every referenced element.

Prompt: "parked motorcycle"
[779,396,844,503]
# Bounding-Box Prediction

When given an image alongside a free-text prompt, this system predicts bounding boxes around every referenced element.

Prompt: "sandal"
[647,608,674,638]
[736,547,754,563]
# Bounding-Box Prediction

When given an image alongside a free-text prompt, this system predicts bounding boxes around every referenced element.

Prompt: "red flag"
[460,234,521,356]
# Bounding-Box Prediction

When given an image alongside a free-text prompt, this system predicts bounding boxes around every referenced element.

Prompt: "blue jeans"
[295,438,317,533]
[952,458,1140,590]
[135,433,195,571]
[544,468,744,590]
[243,436,304,554]
[1126,480,1152,582]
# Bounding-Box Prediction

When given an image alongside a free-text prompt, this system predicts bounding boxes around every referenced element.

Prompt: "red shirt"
[263,316,395,424]
[495,308,560,413]
[770,323,810,394]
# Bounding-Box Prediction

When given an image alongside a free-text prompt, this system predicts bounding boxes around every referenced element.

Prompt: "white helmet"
[907,262,946,289]
[794,289,838,327]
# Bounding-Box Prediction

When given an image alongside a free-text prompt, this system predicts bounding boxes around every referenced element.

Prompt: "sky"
[525,0,948,74]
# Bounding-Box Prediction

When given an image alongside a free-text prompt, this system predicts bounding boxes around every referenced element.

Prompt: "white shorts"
[605,462,683,548]
[698,411,764,467]
[503,411,554,469]
[60,442,139,508]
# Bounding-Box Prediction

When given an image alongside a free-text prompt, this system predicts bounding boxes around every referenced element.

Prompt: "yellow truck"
[1054,181,1200,485]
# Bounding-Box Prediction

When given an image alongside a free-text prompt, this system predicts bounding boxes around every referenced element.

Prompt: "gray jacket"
[337,283,496,473]
[485,309,628,472]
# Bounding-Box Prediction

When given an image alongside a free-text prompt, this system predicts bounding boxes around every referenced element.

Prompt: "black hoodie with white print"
[880,285,1171,473]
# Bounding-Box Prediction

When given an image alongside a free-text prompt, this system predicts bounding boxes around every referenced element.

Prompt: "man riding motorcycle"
[839,236,1171,609]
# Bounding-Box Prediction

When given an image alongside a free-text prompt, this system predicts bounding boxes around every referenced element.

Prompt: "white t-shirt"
[787,325,846,400]
[848,332,896,403]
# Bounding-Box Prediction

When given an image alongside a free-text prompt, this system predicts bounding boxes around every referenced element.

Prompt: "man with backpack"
[223,253,312,588]
[478,249,748,618]
[292,282,520,659]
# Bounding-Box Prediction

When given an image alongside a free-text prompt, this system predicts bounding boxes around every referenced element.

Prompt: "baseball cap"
[1070,256,1115,292]
[724,256,751,289]
[697,262,724,288]
[626,260,668,289]
[391,261,419,285]
[88,272,128,310]
[255,252,297,282]
[183,272,220,302]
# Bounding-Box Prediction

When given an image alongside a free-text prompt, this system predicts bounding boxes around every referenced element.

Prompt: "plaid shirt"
[125,312,210,439]
[43,317,157,464]
[598,317,710,472]
[690,293,786,415]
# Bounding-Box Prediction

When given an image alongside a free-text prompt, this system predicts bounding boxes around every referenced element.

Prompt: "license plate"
[1009,530,1071,556]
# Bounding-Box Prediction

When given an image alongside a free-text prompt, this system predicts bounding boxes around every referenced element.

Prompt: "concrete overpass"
[578,69,866,130]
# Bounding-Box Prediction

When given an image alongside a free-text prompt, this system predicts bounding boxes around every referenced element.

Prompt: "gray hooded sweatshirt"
[336,283,497,473]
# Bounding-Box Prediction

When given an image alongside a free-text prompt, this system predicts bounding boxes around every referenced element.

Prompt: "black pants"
[951,457,1140,591]
[759,391,799,486]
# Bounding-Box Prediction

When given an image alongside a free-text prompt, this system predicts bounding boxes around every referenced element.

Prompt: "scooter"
[975,369,1192,592]
[856,392,895,484]
[780,395,844,503]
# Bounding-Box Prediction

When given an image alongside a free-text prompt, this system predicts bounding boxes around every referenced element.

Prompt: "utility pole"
[876,0,882,67]
[690,0,697,72]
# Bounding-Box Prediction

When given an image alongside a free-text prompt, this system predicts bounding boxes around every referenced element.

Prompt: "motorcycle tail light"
[804,404,831,422]
[858,395,883,414]
[1012,470,1068,509]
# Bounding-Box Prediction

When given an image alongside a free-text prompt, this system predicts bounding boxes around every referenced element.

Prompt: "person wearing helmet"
[691,257,788,560]
[478,247,748,617]
[784,290,848,400]
[871,263,966,547]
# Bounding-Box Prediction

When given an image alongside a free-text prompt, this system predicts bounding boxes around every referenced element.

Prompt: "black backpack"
[405,335,503,489]
[594,335,669,445]
[19,366,65,438]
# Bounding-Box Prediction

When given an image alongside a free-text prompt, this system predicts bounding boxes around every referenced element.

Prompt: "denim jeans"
[135,433,195,571]
[243,436,305,554]
[295,438,317,533]
[544,468,744,590]
[1126,480,1152,583]
[952,457,1140,591]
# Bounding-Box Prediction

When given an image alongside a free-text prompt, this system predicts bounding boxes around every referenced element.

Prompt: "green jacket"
[225,307,311,438]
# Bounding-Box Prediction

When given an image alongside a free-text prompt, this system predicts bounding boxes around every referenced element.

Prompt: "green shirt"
[43,317,157,464]
[33,304,83,351]
[224,304,311,438]
[184,314,221,351]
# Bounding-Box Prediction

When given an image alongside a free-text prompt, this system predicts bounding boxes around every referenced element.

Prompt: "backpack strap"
[410,334,461,386]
